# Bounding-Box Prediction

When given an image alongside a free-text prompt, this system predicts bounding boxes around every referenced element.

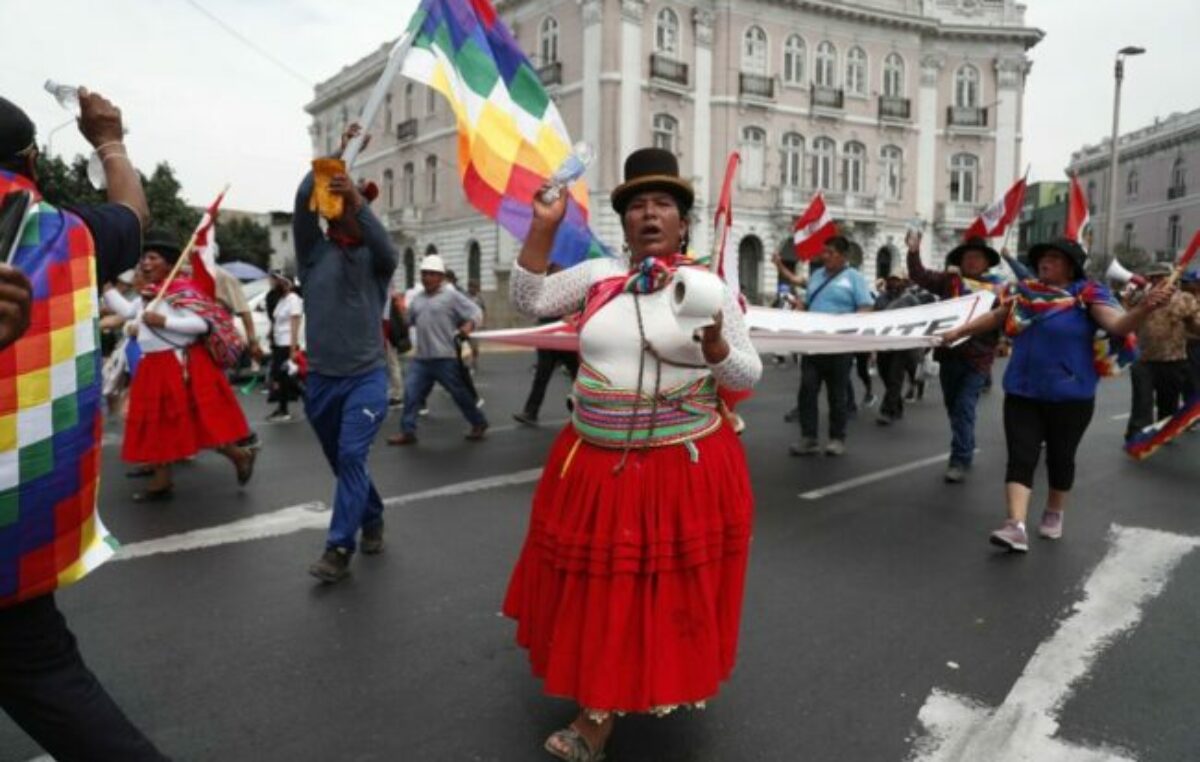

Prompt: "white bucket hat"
[419,254,446,274]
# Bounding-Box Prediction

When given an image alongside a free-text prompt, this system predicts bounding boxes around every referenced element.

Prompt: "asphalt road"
[2,351,1197,762]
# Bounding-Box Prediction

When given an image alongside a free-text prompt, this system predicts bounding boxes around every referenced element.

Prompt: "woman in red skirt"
[111,230,256,501]
[505,149,762,760]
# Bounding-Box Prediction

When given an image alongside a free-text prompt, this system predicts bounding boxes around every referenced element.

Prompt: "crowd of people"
[1,82,1196,761]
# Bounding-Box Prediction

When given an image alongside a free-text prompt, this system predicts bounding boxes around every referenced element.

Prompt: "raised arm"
[293,172,321,274]
[78,89,149,229]
[1090,281,1173,336]
[905,231,948,295]
[702,287,762,391]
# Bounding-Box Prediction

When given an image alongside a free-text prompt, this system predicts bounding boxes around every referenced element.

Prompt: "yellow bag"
[309,158,346,220]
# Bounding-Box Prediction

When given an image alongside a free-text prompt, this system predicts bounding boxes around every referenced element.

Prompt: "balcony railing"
[395,118,417,143]
[650,54,688,86]
[937,201,984,226]
[386,207,423,229]
[1168,184,1187,200]
[739,72,775,99]
[811,85,844,110]
[947,106,988,128]
[878,95,911,120]
[537,61,562,87]
[776,187,881,217]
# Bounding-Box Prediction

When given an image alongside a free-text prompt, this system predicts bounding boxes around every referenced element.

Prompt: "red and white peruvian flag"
[793,192,837,262]
[712,152,741,297]
[188,188,227,300]
[963,175,1027,240]
[1065,173,1091,250]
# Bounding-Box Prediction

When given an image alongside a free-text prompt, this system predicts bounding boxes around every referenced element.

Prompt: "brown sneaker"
[308,547,352,583]
[387,432,418,446]
[465,424,488,441]
[360,523,385,555]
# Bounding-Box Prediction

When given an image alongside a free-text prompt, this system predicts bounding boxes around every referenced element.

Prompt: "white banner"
[474,292,996,355]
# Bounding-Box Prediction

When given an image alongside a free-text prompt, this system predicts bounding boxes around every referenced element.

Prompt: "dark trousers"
[305,369,388,551]
[1126,360,1194,438]
[0,595,168,761]
[269,345,299,414]
[1004,394,1095,491]
[939,354,989,468]
[877,349,920,420]
[400,358,488,434]
[799,353,853,441]
[522,350,579,417]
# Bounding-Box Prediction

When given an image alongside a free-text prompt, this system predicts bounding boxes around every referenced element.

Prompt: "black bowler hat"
[945,236,1000,269]
[141,229,183,264]
[1028,238,1088,280]
[610,147,694,216]
[0,96,37,161]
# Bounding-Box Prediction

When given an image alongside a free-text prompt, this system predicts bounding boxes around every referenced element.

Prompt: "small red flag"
[188,189,226,300]
[792,192,837,262]
[1065,173,1091,249]
[963,175,1027,240]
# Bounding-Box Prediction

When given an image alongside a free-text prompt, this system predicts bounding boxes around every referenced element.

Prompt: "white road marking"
[112,468,543,562]
[910,524,1200,762]
[799,451,970,500]
[1110,412,1131,421]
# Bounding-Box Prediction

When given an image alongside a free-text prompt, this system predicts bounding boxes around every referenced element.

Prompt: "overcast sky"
[4,0,1195,212]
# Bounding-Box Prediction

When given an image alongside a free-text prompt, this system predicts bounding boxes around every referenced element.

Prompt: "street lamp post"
[1104,46,1145,258]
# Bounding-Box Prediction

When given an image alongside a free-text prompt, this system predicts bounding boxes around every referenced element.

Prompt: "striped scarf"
[1004,278,1134,376]
[950,272,1007,298]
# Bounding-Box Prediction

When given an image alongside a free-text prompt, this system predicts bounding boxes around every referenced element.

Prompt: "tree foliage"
[33,153,273,270]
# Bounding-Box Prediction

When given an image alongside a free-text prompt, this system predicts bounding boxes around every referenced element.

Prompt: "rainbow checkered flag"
[400,0,608,267]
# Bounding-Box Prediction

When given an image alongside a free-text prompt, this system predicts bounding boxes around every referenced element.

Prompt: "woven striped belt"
[571,363,723,450]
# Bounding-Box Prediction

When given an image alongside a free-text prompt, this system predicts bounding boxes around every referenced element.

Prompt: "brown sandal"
[544,727,605,762]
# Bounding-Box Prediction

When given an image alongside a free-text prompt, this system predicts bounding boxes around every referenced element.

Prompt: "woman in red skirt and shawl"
[106,230,256,501]
[504,149,762,760]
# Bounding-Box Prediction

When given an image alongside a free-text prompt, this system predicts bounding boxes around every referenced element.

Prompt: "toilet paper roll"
[671,267,725,335]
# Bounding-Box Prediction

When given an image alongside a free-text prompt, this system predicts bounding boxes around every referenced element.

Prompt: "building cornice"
[306,42,392,115]
[1069,109,1200,173]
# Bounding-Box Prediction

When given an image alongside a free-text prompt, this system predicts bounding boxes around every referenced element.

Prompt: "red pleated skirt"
[502,423,754,713]
[122,345,249,464]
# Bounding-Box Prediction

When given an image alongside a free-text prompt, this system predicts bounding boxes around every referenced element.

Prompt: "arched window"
[467,241,482,285]
[426,155,438,204]
[738,236,763,304]
[426,85,437,115]
[403,249,416,288]
[655,8,679,56]
[880,145,903,200]
[1171,156,1187,192]
[1168,214,1182,251]
[402,162,415,205]
[383,168,395,208]
[846,47,867,96]
[652,113,679,153]
[955,65,980,108]
[842,141,866,193]
[815,42,836,87]
[404,83,415,119]
[425,243,439,257]
[540,16,559,64]
[811,137,836,190]
[783,35,806,84]
[883,53,905,97]
[1087,179,1097,214]
[384,93,393,133]
[741,126,766,187]
[742,26,767,75]
[780,132,804,187]
[1126,169,1139,198]
[949,153,978,203]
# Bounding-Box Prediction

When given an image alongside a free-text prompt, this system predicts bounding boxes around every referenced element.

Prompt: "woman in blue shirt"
[941,238,1172,553]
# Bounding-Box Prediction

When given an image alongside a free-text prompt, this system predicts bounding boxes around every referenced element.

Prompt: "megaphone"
[1106,258,1147,288]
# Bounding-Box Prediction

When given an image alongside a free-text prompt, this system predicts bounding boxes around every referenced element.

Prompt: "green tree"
[216,217,272,271]
[34,154,105,208]
[143,163,201,242]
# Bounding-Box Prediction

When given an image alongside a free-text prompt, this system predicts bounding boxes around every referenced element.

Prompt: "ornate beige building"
[306,0,1041,313]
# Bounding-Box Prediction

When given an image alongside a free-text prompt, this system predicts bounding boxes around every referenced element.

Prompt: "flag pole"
[997,164,1030,260]
[343,32,415,170]
[147,183,230,311]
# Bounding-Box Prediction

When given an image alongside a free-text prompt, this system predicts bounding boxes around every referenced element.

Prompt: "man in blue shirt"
[294,125,399,584]
[790,236,874,456]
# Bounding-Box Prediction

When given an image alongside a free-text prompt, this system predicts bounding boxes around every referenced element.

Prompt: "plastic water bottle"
[44,80,81,118]
[540,142,594,203]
